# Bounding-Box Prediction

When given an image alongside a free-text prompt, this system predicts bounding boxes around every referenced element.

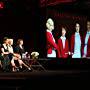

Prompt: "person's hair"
[17,39,23,45]
[9,39,13,42]
[61,26,67,32]
[3,37,9,43]
[75,23,80,26]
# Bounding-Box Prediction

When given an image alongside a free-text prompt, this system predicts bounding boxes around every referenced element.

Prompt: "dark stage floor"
[0,70,89,90]
[0,59,90,90]
[0,70,89,79]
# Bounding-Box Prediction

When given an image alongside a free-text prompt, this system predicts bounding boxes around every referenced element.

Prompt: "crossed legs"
[11,56,31,72]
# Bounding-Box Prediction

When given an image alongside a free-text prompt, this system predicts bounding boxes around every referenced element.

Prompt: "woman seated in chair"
[8,38,31,72]
[14,39,28,59]
[0,37,11,72]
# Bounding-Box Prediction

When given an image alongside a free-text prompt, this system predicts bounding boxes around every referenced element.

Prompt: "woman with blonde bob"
[8,38,31,72]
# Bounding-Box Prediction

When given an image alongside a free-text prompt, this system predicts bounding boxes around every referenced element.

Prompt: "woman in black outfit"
[14,39,31,71]
[15,39,26,58]
[0,37,11,71]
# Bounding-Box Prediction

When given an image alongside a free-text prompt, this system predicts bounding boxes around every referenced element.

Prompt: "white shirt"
[8,45,14,53]
[74,32,81,53]
[72,32,81,58]
[84,31,90,55]
[60,36,66,49]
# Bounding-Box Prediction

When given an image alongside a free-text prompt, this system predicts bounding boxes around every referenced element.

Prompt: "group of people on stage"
[0,37,31,72]
[46,18,90,58]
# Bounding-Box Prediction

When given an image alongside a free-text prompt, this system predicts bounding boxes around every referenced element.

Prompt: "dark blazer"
[14,45,25,56]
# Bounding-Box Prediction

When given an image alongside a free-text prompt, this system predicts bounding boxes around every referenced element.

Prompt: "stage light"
[0,2,4,9]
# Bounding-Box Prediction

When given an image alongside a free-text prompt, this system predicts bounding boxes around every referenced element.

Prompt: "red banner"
[40,0,76,7]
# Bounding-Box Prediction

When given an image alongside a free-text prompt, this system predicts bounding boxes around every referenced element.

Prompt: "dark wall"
[0,0,45,57]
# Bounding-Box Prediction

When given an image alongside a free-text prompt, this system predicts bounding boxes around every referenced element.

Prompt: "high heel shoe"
[28,67,31,70]
[15,67,19,72]
[12,67,19,72]
[27,67,32,71]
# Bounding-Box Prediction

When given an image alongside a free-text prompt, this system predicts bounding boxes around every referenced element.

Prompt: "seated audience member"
[14,39,29,59]
[0,37,11,71]
[71,23,82,58]
[58,27,70,58]
[8,38,31,72]
[82,21,90,58]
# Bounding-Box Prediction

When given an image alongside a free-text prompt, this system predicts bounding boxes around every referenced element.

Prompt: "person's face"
[75,23,80,32]
[20,40,23,45]
[46,19,54,31]
[9,39,13,45]
[87,21,90,31]
[62,28,66,36]
[49,22,54,31]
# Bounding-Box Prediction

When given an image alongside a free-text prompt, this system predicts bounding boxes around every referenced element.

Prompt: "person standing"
[83,21,90,58]
[46,18,60,58]
[71,23,82,58]
[58,27,69,58]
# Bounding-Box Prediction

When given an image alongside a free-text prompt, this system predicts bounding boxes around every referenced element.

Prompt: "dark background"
[0,0,90,90]
[0,0,46,58]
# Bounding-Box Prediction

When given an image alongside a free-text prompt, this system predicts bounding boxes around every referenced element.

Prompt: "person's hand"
[68,52,71,55]
[82,55,86,58]
[68,52,73,55]
[25,52,28,54]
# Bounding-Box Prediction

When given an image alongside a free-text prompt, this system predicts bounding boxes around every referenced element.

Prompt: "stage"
[0,70,89,79]
[0,70,89,90]
[0,58,90,90]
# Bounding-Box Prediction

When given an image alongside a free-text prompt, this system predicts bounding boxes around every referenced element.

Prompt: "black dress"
[0,44,11,71]
[14,45,25,58]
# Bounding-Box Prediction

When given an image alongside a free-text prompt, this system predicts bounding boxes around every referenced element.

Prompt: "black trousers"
[0,55,11,72]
